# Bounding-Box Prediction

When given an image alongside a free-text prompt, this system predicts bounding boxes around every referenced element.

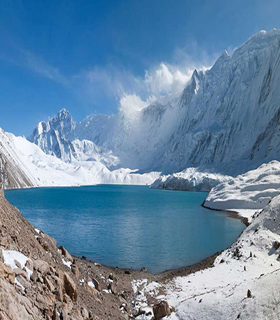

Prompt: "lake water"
[5,185,245,274]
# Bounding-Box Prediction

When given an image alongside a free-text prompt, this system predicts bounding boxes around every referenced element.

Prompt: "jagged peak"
[211,50,230,70]
[234,28,280,55]
[56,108,73,119]
[191,69,199,80]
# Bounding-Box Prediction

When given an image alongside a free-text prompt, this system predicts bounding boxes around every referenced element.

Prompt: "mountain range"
[3,29,280,188]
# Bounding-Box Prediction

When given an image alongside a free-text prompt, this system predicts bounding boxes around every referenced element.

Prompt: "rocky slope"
[30,29,280,176]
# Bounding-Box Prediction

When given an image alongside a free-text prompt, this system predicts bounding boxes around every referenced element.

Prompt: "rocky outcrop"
[153,301,171,320]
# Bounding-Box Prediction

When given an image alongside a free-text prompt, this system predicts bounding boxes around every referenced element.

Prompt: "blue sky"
[1,0,280,135]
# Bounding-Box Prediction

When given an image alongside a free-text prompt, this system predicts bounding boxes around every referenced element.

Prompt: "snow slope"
[30,29,280,175]
[150,167,233,192]
[0,129,159,189]
[133,191,280,320]
[204,161,280,221]
[0,129,36,189]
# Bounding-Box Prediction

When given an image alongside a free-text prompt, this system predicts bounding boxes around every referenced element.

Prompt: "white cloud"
[119,94,156,116]
[0,40,213,116]
[144,63,193,96]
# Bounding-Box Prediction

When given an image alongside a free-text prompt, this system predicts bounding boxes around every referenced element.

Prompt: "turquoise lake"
[5,185,245,274]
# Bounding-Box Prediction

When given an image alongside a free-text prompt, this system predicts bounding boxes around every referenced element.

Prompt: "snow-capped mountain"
[28,108,76,162]
[28,109,120,167]
[29,29,280,176]
[0,128,159,189]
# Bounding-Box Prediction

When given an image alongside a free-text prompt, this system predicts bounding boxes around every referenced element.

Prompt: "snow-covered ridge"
[150,167,233,192]
[0,129,160,189]
[204,160,280,221]
[30,29,280,175]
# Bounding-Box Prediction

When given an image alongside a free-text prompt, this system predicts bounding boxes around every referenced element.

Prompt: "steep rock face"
[30,30,280,174]
[28,108,76,162]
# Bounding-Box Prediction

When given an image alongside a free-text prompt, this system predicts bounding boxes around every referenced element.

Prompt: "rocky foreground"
[0,189,175,320]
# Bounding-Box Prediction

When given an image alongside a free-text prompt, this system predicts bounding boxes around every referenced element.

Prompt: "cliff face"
[0,192,149,319]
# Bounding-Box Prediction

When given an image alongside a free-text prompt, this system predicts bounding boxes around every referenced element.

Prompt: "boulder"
[71,264,79,279]
[153,301,171,320]
[64,272,77,301]
[54,287,63,302]
[247,289,252,298]
[33,260,50,275]
[108,282,118,295]
[83,282,98,296]
[0,236,8,248]
[91,278,101,292]
[17,275,31,290]
[25,259,33,271]
[44,276,55,292]
[273,241,280,250]
[14,268,28,279]
[80,307,89,318]
[59,246,73,263]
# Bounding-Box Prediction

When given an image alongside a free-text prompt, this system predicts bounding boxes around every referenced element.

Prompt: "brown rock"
[63,293,74,313]
[153,301,171,320]
[54,287,63,302]
[33,260,50,275]
[52,307,60,320]
[108,282,118,295]
[14,268,28,279]
[64,272,77,301]
[83,282,98,296]
[42,233,57,248]
[52,275,63,288]
[17,275,31,289]
[80,307,89,318]
[44,276,55,292]
[30,270,37,282]
[91,278,101,292]
[71,264,79,279]
[35,292,55,309]
[14,259,21,269]
[0,236,8,248]
[0,262,14,283]
[25,259,33,271]
[59,246,73,262]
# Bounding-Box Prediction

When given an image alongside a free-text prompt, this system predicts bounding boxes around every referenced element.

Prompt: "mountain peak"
[56,108,72,119]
